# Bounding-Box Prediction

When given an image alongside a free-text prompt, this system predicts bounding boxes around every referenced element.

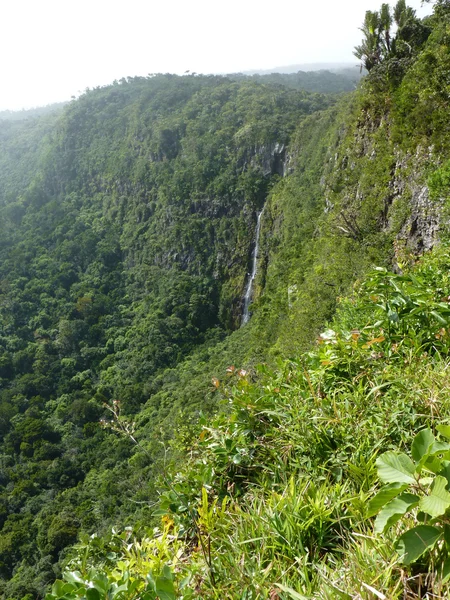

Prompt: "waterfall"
[242,210,263,326]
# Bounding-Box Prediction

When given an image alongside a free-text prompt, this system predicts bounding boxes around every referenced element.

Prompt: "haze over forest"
[0,0,432,110]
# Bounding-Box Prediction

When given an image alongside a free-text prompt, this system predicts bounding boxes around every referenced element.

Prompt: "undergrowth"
[44,244,450,599]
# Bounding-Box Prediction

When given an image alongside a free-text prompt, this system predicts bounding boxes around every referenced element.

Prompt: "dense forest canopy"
[229,68,364,93]
[0,1,450,597]
[0,73,338,597]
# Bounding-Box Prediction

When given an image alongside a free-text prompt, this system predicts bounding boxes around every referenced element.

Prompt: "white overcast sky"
[0,0,433,110]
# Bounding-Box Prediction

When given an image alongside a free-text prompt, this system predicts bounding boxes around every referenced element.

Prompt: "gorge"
[0,1,449,597]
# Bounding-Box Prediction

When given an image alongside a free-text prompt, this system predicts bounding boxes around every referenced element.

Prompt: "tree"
[380,3,393,53]
[353,10,383,71]
[392,0,431,57]
[354,1,431,72]
[393,0,413,27]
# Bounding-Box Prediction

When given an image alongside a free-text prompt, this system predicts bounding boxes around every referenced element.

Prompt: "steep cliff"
[0,4,449,597]
[0,76,337,597]
[250,12,450,357]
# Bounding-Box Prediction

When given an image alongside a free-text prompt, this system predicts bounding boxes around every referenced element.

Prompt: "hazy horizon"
[0,62,360,114]
[0,0,433,111]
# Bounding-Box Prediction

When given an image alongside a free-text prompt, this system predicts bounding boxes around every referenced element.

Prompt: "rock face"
[259,142,287,177]
[401,184,443,254]
[390,149,444,255]
[326,109,444,262]
[241,142,288,178]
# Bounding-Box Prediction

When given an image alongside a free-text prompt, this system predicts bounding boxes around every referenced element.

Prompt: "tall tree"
[355,1,431,71]
[353,10,382,71]
[380,3,393,53]
[393,0,408,26]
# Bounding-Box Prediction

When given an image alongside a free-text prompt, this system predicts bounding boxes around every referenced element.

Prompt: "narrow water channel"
[242,210,263,325]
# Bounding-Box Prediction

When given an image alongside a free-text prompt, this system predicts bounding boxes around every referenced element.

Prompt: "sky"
[0,0,434,111]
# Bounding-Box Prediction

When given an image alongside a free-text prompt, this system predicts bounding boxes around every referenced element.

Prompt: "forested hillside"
[230,68,363,94]
[0,1,450,598]
[0,74,336,597]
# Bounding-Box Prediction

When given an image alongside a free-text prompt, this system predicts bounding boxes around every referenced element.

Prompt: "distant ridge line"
[239,62,358,75]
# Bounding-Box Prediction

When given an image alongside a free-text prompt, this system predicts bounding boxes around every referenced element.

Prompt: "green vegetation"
[0,1,449,597]
[0,74,335,598]
[44,245,450,599]
[353,0,431,73]
[230,69,363,94]
[0,103,67,122]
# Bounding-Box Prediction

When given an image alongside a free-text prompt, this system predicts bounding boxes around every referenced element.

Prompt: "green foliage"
[0,73,339,597]
[354,1,431,75]
[429,160,450,201]
[361,266,450,349]
[370,426,450,577]
[38,244,450,599]
[0,3,448,595]
[44,528,190,600]
[230,68,363,94]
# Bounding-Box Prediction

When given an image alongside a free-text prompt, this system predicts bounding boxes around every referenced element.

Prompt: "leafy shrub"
[44,527,198,600]
[369,426,450,588]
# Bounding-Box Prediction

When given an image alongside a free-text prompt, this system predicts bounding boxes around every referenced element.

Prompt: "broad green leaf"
[86,589,101,600]
[92,574,109,594]
[419,476,450,517]
[155,576,176,600]
[396,525,442,565]
[51,581,67,597]
[63,572,84,585]
[374,493,420,534]
[424,454,445,474]
[411,429,434,471]
[437,425,450,441]
[431,310,448,325]
[376,452,416,484]
[61,583,77,595]
[111,583,129,597]
[127,580,141,595]
[162,564,174,581]
[367,482,408,517]
[430,441,450,456]
[179,575,192,590]
[146,572,156,592]
[412,429,434,460]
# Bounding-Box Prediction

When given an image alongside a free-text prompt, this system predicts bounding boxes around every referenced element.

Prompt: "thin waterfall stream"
[242,210,263,325]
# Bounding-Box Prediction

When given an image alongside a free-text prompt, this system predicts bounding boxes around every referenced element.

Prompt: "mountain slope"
[0,76,335,597]
[0,2,450,597]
